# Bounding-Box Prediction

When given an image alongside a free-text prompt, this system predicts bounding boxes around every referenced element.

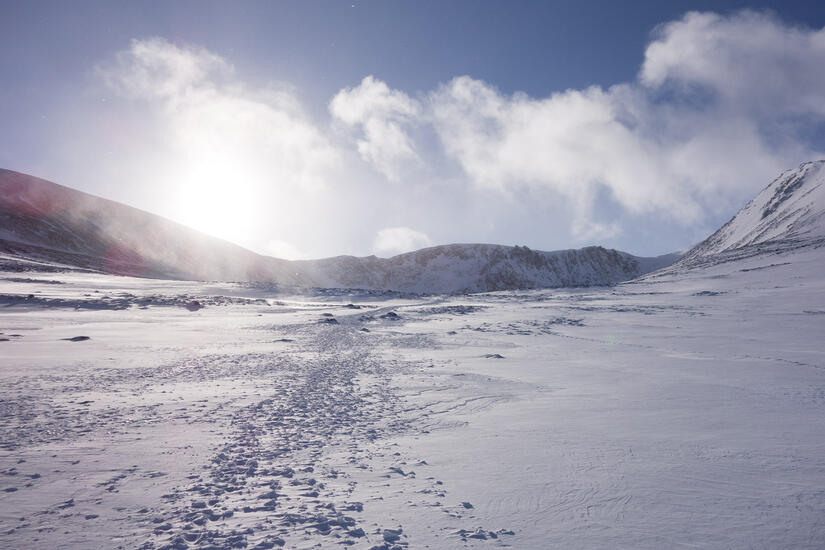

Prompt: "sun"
[172,158,258,247]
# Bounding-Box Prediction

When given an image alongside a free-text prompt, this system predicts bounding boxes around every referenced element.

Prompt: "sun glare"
[173,159,258,247]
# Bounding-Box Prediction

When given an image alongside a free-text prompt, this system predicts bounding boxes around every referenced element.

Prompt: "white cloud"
[318,12,825,245]
[363,11,820,239]
[330,76,421,181]
[427,75,805,229]
[98,37,232,101]
[84,13,825,258]
[641,11,825,118]
[373,226,432,256]
[265,239,306,261]
[429,79,694,219]
[96,38,341,247]
[571,217,622,242]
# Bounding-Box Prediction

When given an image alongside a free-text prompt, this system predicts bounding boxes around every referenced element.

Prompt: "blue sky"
[3,1,825,259]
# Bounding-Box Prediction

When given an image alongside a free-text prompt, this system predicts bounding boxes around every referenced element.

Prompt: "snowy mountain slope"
[0,169,304,283]
[297,244,679,293]
[0,169,678,292]
[675,160,825,268]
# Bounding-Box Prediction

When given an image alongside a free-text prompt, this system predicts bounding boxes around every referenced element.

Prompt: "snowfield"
[2,161,825,549]
[2,240,825,549]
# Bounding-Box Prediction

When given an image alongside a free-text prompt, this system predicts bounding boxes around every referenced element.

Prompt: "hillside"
[0,168,677,292]
[298,244,678,293]
[674,160,825,269]
[0,169,303,283]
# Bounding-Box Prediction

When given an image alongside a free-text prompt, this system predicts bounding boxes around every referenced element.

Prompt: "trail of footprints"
[144,323,513,549]
[0,306,514,548]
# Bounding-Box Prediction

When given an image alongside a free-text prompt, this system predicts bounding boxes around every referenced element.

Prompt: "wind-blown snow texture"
[2,162,825,548]
[0,169,676,293]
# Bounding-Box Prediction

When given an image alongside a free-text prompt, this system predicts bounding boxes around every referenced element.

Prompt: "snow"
[683,160,825,262]
[3,163,825,548]
[296,244,679,293]
[1,237,825,548]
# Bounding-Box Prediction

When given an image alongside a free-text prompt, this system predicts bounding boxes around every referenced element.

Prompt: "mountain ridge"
[297,243,679,293]
[0,168,676,292]
[664,160,825,272]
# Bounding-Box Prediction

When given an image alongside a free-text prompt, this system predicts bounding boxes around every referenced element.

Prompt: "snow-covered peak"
[685,161,825,261]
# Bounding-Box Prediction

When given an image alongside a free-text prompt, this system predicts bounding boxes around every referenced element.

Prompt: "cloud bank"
[95,11,825,258]
[332,11,823,239]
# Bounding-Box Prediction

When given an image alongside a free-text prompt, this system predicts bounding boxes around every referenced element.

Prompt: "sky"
[3,1,825,259]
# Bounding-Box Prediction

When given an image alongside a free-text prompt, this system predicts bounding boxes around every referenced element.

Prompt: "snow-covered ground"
[1,239,824,549]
